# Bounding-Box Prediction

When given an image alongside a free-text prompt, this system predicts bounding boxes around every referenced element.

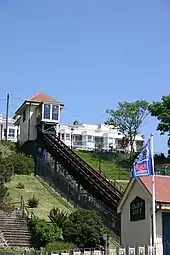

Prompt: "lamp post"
[96,143,102,174]
[70,127,74,150]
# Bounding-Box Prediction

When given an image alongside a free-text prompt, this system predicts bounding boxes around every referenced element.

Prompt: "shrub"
[16,182,25,189]
[0,157,14,182]
[63,209,109,248]
[28,215,62,248]
[27,195,39,208]
[48,207,68,228]
[6,153,35,175]
[0,178,9,206]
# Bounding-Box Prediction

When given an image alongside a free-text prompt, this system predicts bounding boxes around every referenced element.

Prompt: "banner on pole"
[131,138,153,178]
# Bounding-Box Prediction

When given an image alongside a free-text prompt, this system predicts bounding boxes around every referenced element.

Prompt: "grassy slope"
[76,151,130,180]
[8,174,72,219]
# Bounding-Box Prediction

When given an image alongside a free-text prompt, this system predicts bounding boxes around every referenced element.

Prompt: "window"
[23,110,26,122]
[87,135,93,142]
[66,133,70,140]
[9,128,15,138]
[44,104,51,119]
[61,133,65,140]
[4,128,6,138]
[52,105,59,120]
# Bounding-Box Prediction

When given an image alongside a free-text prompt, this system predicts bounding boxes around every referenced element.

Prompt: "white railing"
[50,244,164,255]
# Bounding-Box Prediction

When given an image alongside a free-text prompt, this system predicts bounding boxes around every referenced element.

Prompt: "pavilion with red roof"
[14,92,64,146]
[117,175,170,254]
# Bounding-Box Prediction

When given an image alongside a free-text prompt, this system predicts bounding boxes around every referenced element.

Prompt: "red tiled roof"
[140,175,170,203]
[27,93,64,106]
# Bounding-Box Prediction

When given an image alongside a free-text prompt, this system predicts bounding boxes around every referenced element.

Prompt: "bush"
[28,215,62,248]
[6,153,35,175]
[27,195,39,208]
[16,182,25,189]
[63,209,109,248]
[0,178,9,206]
[0,157,14,182]
[48,207,68,228]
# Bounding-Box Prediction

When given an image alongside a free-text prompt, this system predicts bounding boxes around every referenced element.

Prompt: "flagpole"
[151,134,156,255]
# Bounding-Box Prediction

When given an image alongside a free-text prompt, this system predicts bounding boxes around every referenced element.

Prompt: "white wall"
[120,181,152,246]
[59,124,144,152]
[0,114,17,142]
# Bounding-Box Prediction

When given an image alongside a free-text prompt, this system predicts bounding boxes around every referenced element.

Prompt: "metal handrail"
[38,130,122,210]
[48,133,123,198]
[43,134,119,208]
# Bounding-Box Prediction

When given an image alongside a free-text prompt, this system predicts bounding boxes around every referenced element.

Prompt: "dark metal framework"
[37,129,123,213]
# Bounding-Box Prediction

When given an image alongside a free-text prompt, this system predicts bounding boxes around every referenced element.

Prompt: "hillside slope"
[8,175,72,219]
[76,151,130,180]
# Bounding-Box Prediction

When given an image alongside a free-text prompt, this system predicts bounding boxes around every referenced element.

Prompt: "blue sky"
[0,0,169,153]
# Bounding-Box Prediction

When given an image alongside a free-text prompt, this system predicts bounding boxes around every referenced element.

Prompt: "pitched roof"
[26,93,64,106]
[140,175,170,203]
[14,93,64,117]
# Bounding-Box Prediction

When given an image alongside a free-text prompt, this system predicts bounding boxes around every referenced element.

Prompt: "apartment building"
[59,123,144,152]
[0,114,18,142]
[0,112,144,152]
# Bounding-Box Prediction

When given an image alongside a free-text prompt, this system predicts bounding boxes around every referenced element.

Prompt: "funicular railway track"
[37,130,123,230]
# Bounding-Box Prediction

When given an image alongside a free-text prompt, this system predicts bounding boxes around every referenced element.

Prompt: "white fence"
[50,244,163,255]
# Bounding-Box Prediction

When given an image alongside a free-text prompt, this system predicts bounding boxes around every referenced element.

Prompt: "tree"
[62,209,108,248]
[73,120,82,126]
[149,95,170,135]
[105,100,149,155]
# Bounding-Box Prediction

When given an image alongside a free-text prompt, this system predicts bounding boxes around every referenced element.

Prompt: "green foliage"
[62,209,108,248]
[16,182,25,189]
[7,153,35,175]
[149,95,170,135]
[106,100,149,154]
[48,207,68,228]
[0,177,9,206]
[27,195,39,208]
[73,120,80,126]
[0,141,16,158]
[45,241,75,252]
[0,156,14,182]
[28,214,62,248]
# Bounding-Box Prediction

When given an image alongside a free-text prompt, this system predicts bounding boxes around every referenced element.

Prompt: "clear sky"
[0,0,169,153]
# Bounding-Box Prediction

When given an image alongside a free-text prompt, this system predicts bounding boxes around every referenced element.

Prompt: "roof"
[140,175,170,203]
[118,175,170,213]
[26,93,64,106]
[14,93,64,117]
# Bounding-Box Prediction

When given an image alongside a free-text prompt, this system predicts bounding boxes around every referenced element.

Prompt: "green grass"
[76,151,130,180]
[7,174,72,219]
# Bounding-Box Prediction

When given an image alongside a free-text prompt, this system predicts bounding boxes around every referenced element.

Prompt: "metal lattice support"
[0,231,8,248]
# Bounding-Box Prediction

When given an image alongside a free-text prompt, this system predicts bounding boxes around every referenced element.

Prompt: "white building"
[117,175,170,255]
[0,114,17,142]
[59,123,144,152]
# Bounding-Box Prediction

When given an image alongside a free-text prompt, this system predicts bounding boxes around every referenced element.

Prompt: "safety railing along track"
[37,130,123,212]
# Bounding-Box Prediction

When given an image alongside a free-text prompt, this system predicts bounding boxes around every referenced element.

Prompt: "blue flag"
[131,138,153,178]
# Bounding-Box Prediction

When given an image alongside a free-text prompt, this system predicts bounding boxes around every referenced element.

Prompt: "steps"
[0,209,31,248]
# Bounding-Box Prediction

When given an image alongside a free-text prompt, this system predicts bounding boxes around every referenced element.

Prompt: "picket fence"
[50,244,163,255]
[0,243,164,255]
